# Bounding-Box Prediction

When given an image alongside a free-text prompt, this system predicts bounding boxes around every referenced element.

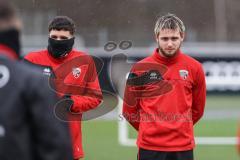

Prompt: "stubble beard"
[158,43,182,58]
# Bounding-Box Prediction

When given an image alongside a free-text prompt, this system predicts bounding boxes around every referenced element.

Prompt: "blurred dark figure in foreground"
[0,0,73,160]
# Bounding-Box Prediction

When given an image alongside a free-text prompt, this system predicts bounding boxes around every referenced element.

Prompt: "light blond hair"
[154,13,185,36]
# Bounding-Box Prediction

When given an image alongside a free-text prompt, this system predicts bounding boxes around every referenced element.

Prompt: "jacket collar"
[47,49,75,64]
[0,44,18,60]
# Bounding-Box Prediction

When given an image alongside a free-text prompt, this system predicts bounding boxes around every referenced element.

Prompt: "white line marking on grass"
[117,97,238,146]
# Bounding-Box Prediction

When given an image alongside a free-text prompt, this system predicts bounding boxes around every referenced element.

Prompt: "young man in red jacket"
[24,16,102,160]
[123,13,206,160]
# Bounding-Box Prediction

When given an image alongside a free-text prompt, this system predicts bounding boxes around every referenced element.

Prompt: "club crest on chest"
[72,67,81,79]
[179,69,188,80]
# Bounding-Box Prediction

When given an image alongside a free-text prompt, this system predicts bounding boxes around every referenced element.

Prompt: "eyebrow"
[160,36,179,39]
[50,35,69,40]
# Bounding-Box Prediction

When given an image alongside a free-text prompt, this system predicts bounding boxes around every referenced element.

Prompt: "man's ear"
[180,32,185,41]
[155,34,159,42]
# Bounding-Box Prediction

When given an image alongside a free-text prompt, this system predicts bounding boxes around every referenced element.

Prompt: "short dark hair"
[0,0,16,22]
[48,16,76,35]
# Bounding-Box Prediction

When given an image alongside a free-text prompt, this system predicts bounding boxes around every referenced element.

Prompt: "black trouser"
[138,148,193,160]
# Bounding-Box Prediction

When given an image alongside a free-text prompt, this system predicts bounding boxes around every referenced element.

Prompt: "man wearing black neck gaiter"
[24,16,103,160]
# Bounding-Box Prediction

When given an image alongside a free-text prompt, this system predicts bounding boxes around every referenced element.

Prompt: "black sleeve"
[24,73,73,160]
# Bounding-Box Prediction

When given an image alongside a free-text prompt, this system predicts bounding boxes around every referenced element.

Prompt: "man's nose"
[167,40,173,47]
